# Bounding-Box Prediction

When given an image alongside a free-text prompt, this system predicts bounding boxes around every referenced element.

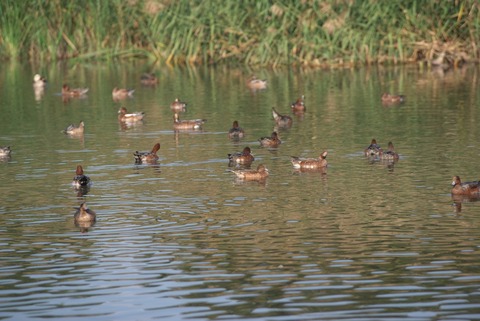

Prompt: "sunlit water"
[1,62,480,320]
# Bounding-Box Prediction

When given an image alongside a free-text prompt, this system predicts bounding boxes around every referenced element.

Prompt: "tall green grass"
[0,0,478,66]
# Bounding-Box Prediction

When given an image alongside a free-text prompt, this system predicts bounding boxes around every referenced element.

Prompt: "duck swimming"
[228,146,254,165]
[170,98,187,112]
[228,120,245,139]
[140,73,158,85]
[246,75,267,90]
[290,95,306,112]
[74,202,96,223]
[232,164,269,181]
[364,138,382,157]
[381,93,405,104]
[272,107,293,127]
[72,165,91,188]
[451,176,480,196]
[381,142,399,161]
[118,107,145,122]
[259,131,281,148]
[173,113,206,130]
[133,143,161,164]
[33,74,47,89]
[62,121,85,135]
[112,87,135,100]
[291,151,328,170]
[62,84,89,97]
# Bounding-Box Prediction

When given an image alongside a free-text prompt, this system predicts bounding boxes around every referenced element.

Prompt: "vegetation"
[0,0,478,67]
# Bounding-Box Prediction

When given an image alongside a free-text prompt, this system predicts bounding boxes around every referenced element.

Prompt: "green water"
[1,62,480,320]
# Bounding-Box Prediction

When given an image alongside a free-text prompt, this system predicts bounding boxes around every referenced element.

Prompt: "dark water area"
[1,61,480,320]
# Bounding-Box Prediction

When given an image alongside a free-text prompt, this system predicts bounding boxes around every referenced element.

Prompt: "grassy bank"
[0,0,478,67]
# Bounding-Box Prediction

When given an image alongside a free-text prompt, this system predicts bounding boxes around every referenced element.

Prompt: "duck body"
[134,143,160,164]
[246,76,267,90]
[173,113,206,130]
[228,121,245,139]
[140,73,158,85]
[291,151,328,169]
[259,132,281,148]
[233,164,269,181]
[118,107,145,122]
[0,146,11,157]
[170,98,187,112]
[380,142,399,161]
[364,138,382,157]
[74,202,96,223]
[291,95,306,112]
[112,87,135,99]
[272,107,293,127]
[381,93,405,104]
[228,146,254,165]
[62,121,85,135]
[33,74,47,89]
[62,84,89,96]
[72,165,91,188]
[451,176,480,196]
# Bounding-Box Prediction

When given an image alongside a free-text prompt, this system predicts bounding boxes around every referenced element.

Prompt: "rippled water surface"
[1,63,480,320]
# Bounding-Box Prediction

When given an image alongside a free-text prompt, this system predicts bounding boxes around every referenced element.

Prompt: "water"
[1,62,480,320]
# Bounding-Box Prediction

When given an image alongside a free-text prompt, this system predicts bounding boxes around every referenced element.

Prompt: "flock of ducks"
[1,73,477,229]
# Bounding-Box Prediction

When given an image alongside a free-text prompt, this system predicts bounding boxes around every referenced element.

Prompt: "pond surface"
[1,62,480,321]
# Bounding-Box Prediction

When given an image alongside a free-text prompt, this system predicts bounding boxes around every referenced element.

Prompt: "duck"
[62,121,85,135]
[140,73,158,85]
[133,143,160,164]
[259,131,281,148]
[228,120,245,139]
[272,107,293,127]
[381,93,405,104]
[291,95,306,112]
[112,87,135,99]
[291,151,328,170]
[364,138,382,157]
[381,142,399,161]
[233,164,269,181]
[118,107,145,122]
[451,176,480,196]
[246,75,267,90]
[62,84,89,97]
[173,113,206,130]
[0,146,11,158]
[228,146,254,165]
[33,74,47,89]
[74,202,96,223]
[170,98,187,112]
[72,165,91,188]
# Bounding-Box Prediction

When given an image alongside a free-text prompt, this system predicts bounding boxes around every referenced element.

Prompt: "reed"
[0,0,478,67]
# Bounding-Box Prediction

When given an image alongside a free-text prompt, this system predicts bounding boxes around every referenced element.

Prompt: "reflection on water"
[1,63,480,320]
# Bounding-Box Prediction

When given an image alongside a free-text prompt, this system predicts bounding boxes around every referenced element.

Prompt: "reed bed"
[0,0,478,67]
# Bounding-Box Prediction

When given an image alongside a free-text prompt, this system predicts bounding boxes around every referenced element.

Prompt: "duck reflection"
[33,74,47,101]
[74,185,90,197]
[451,194,480,214]
[34,87,45,101]
[292,166,328,175]
[133,163,161,174]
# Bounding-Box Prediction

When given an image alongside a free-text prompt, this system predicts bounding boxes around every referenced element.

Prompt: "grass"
[0,0,478,67]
